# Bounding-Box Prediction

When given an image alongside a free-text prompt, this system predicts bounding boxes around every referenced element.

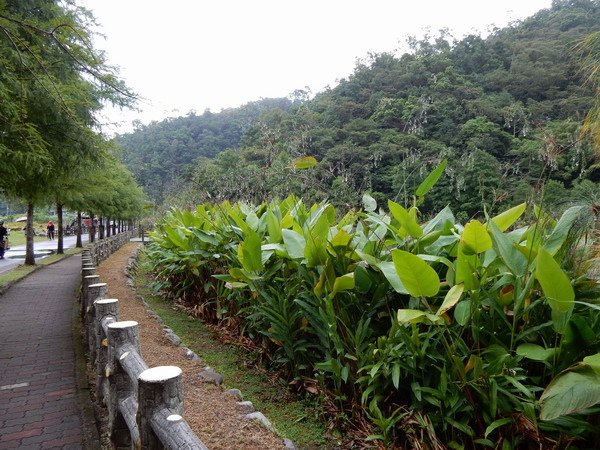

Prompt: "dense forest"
[116,97,294,202]
[117,0,600,220]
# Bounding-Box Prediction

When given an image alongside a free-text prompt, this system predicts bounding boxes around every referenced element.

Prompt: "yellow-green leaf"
[536,246,574,313]
[489,203,526,232]
[437,284,464,316]
[293,156,318,169]
[331,273,355,297]
[461,220,492,255]
[392,250,440,297]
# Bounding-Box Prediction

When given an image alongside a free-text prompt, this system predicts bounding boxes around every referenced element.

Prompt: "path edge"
[71,254,102,448]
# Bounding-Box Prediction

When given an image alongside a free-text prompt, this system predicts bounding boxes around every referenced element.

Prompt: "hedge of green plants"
[147,170,600,448]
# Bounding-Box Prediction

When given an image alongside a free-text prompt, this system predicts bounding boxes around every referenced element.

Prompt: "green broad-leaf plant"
[147,160,600,447]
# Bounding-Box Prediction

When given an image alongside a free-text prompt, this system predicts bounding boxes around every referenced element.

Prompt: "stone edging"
[123,246,298,450]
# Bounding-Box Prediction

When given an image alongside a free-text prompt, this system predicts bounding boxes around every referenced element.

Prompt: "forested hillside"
[118,0,600,219]
[115,97,293,201]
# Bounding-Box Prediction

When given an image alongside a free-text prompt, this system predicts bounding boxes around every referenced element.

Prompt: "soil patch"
[96,243,285,449]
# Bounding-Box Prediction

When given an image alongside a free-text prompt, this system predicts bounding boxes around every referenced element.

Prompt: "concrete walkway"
[0,255,98,449]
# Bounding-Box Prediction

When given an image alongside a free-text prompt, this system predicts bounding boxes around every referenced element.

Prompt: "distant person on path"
[0,221,8,259]
[47,220,55,240]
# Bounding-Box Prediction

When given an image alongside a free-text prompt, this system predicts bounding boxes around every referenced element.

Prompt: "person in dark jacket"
[47,220,55,240]
[0,221,8,259]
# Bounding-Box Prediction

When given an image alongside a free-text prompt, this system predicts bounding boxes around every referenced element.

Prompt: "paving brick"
[41,433,82,448]
[0,427,42,441]
[0,255,92,448]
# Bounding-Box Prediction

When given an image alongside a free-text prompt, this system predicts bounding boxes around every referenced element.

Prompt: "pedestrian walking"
[0,221,8,259]
[47,220,55,240]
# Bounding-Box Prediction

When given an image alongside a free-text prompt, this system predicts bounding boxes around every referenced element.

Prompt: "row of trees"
[0,0,146,264]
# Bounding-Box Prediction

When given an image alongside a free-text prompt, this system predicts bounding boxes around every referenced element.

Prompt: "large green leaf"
[461,220,492,255]
[281,229,306,259]
[387,200,423,238]
[516,343,557,362]
[237,229,264,272]
[415,159,447,197]
[536,246,574,313]
[362,193,377,212]
[545,206,585,255]
[540,367,600,420]
[265,209,282,243]
[455,248,477,291]
[305,236,328,268]
[489,221,528,276]
[489,203,526,232]
[392,250,440,297]
[377,261,409,294]
[331,273,355,297]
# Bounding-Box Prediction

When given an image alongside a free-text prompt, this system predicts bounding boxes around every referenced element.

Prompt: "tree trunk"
[76,211,83,248]
[25,202,35,265]
[106,217,111,238]
[99,217,105,240]
[90,214,96,243]
[112,220,116,235]
[57,203,64,254]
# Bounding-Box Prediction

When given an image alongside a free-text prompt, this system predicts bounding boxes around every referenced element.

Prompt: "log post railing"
[81,233,207,449]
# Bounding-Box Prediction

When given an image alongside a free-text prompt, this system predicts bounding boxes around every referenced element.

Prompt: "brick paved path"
[0,255,97,449]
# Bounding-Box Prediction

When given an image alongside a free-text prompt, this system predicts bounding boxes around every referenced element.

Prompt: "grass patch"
[0,265,37,286]
[134,252,329,448]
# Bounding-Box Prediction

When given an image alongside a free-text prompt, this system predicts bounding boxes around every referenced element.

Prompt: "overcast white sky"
[76,0,553,134]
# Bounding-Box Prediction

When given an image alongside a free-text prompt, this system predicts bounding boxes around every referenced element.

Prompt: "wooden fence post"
[94,299,119,402]
[107,320,145,448]
[81,275,100,319]
[86,282,107,359]
[137,367,208,449]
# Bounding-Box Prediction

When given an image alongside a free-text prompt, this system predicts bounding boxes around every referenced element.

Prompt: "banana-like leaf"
[362,193,377,212]
[516,343,557,361]
[331,273,355,297]
[415,159,447,197]
[388,200,423,238]
[392,250,440,297]
[461,220,492,255]
[282,229,306,259]
[540,366,600,420]
[536,246,574,313]
[489,203,526,232]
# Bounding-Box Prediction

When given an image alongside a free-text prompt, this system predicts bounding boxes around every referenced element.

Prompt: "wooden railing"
[81,242,207,449]
[86,229,137,266]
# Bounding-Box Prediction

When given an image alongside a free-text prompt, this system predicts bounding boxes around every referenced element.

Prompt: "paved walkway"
[0,255,97,449]
[0,235,90,276]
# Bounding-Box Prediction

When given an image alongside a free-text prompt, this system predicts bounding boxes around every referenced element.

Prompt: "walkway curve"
[0,254,98,449]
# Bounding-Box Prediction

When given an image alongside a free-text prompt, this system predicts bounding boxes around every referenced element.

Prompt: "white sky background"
[76,0,553,135]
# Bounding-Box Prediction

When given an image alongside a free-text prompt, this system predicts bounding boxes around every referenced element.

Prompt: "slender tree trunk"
[112,220,116,235]
[76,211,83,248]
[25,202,35,265]
[99,217,105,240]
[106,217,111,237]
[57,203,64,254]
[90,214,96,243]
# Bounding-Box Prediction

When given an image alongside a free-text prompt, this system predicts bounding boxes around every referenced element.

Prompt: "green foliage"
[146,183,600,447]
